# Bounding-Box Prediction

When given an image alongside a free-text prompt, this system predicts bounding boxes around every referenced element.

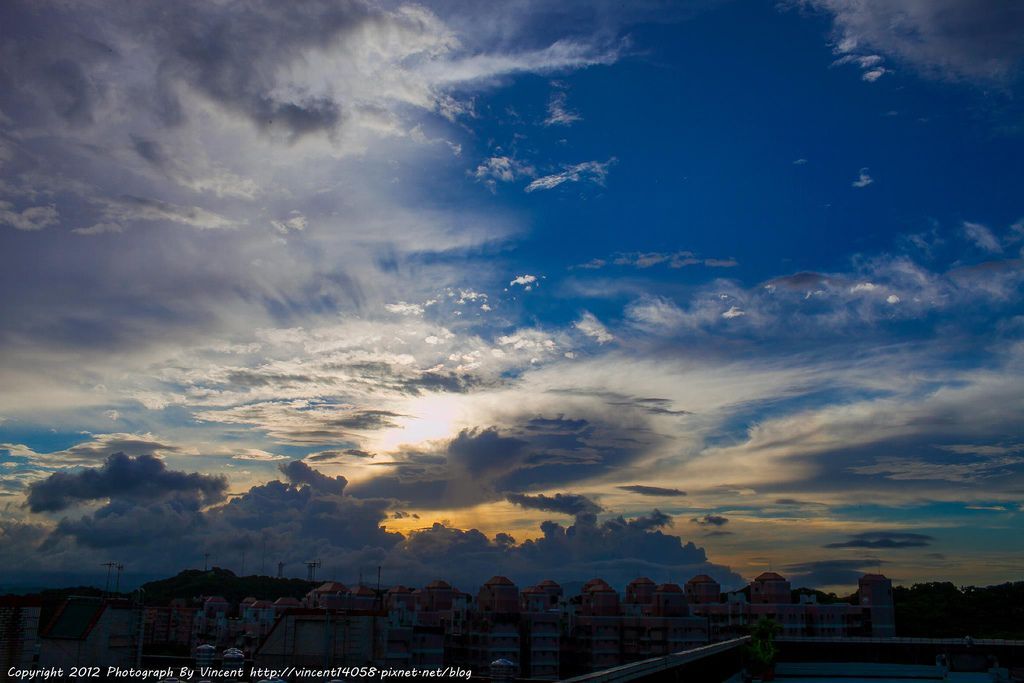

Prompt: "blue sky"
[1,0,1022,592]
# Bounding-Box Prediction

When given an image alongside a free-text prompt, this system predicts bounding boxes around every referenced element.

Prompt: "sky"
[1,0,1023,595]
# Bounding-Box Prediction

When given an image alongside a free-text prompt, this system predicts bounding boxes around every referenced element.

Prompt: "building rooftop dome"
[628,577,655,585]
[655,583,683,593]
[425,579,452,589]
[316,581,348,593]
[754,571,787,582]
[485,575,515,586]
[687,574,716,584]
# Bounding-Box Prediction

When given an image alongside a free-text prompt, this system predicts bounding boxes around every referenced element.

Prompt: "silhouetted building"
[38,597,139,669]
[0,596,40,669]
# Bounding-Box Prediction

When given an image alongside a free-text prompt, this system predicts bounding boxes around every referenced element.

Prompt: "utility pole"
[115,563,124,594]
[203,552,210,571]
[277,561,285,579]
[135,587,146,667]
[305,559,321,582]
[102,562,118,594]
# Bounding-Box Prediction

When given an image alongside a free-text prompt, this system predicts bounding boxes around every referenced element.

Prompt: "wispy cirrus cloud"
[525,159,615,192]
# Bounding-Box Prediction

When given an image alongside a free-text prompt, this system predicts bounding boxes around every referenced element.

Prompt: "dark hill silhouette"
[139,567,316,605]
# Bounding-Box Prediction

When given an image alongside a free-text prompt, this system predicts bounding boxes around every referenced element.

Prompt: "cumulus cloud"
[17,454,740,589]
[510,274,538,287]
[26,452,227,513]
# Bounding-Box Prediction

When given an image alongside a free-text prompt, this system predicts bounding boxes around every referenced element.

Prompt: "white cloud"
[852,168,874,188]
[271,212,308,234]
[962,221,1002,253]
[625,296,687,330]
[0,201,58,231]
[524,159,615,192]
[510,274,538,287]
[544,90,581,126]
[722,306,746,319]
[574,312,614,344]
[473,156,535,187]
[861,67,887,82]
[385,302,425,316]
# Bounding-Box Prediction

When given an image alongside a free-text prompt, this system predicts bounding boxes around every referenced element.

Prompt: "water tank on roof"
[194,643,216,668]
[490,658,517,682]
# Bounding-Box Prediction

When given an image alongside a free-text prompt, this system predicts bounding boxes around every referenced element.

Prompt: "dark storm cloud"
[25,458,742,590]
[278,460,347,495]
[393,508,742,590]
[447,427,530,476]
[606,509,674,531]
[691,514,729,527]
[506,492,602,517]
[26,452,226,512]
[51,497,208,549]
[824,530,934,549]
[347,416,656,508]
[618,484,686,497]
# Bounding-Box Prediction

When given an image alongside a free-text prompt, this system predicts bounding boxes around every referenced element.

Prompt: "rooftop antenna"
[203,552,210,571]
[277,561,285,578]
[376,566,382,609]
[114,563,124,594]
[305,559,322,582]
